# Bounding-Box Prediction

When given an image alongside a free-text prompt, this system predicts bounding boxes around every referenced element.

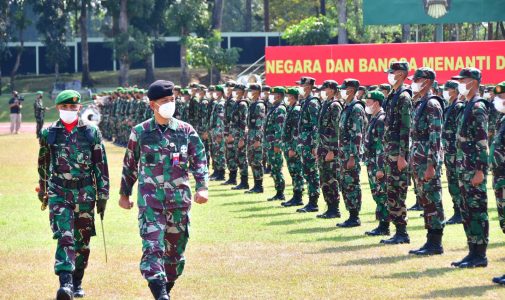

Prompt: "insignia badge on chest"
[180,145,188,155]
[172,153,180,166]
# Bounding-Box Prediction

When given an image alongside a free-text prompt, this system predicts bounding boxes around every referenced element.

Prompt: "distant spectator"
[8,91,23,134]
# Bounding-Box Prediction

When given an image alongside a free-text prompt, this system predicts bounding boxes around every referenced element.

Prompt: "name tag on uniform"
[172,153,180,166]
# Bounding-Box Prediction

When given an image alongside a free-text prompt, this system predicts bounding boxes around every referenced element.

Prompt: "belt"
[51,176,94,189]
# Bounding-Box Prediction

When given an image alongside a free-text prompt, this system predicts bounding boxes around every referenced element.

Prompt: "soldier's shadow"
[240,212,292,219]
[220,200,263,206]
[313,243,383,254]
[264,218,312,226]
[420,285,499,299]
[340,254,419,266]
[377,267,456,279]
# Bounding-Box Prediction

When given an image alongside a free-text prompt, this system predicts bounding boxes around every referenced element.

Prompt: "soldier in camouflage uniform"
[38,90,109,299]
[206,86,218,178]
[442,80,465,225]
[487,85,501,147]
[187,83,200,128]
[295,77,321,213]
[381,61,413,245]
[209,85,227,181]
[451,68,489,268]
[379,84,391,99]
[363,91,389,236]
[34,91,47,139]
[262,85,273,174]
[173,86,184,121]
[222,81,237,182]
[119,80,208,300]
[336,79,367,227]
[281,88,305,207]
[314,80,343,219]
[264,86,287,200]
[197,85,211,167]
[407,67,445,256]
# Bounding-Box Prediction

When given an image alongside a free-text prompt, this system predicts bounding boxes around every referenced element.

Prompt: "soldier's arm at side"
[308,100,320,148]
[119,128,141,196]
[473,102,489,172]
[37,129,50,193]
[348,106,365,160]
[328,104,341,153]
[398,93,412,158]
[92,128,110,200]
[273,108,286,149]
[376,115,386,171]
[426,101,443,168]
[188,126,209,191]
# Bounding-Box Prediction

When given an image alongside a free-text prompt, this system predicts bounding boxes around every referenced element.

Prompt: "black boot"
[148,280,169,300]
[458,244,488,268]
[336,210,361,227]
[380,224,410,244]
[445,208,463,225]
[211,170,225,181]
[268,190,285,201]
[409,230,444,256]
[264,165,271,174]
[166,281,175,297]
[317,203,341,219]
[281,190,304,207]
[408,201,423,211]
[296,194,319,213]
[245,179,263,194]
[73,269,85,298]
[221,170,237,185]
[56,271,74,300]
[365,221,390,236]
[493,274,505,284]
[451,243,475,267]
[232,176,249,190]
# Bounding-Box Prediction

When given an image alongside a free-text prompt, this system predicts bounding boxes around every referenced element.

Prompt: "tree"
[337,0,347,44]
[79,0,95,86]
[263,0,269,31]
[245,0,252,31]
[118,0,129,85]
[282,16,335,45]
[9,0,31,92]
[0,0,9,95]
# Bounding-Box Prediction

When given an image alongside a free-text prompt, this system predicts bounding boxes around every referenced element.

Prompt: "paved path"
[0,122,42,135]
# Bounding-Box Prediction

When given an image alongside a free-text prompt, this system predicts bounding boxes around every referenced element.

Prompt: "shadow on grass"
[380,267,457,279]
[314,243,383,254]
[220,200,264,206]
[341,254,419,266]
[265,218,312,226]
[286,226,337,234]
[420,285,499,299]
[314,234,366,243]
[240,212,293,219]
[231,206,273,213]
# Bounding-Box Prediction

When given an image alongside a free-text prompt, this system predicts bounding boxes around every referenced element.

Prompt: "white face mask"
[388,73,397,86]
[268,95,275,103]
[320,91,327,100]
[458,82,471,96]
[247,92,253,99]
[340,90,348,99]
[443,90,451,101]
[365,104,374,115]
[60,109,79,123]
[213,93,218,99]
[494,97,505,113]
[261,92,265,98]
[232,91,237,98]
[157,101,175,119]
[411,81,424,93]
[484,92,490,99]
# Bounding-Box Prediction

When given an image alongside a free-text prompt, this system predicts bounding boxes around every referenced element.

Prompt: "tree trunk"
[144,54,155,84]
[263,0,269,32]
[245,0,252,31]
[10,30,24,92]
[487,22,494,40]
[80,0,93,87]
[180,28,189,86]
[118,0,129,86]
[211,0,224,30]
[320,0,326,15]
[55,62,60,82]
[500,22,505,39]
[337,0,347,44]
[401,24,411,42]
[0,66,3,95]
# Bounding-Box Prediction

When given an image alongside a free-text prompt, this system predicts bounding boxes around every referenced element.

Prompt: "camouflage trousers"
[317,155,340,206]
[299,146,320,197]
[411,165,445,230]
[385,155,409,226]
[340,161,362,212]
[235,139,249,177]
[201,136,211,168]
[267,147,284,191]
[457,169,489,245]
[445,154,462,212]
[49,195,96,275]
[247,142,263,181]
[492,173,505,233]
[36,119,44,138]
[226,137,238,172]
[210,135,226,171]
[366,163,388,222]
[284,151,304,193]
[139,206,190,283]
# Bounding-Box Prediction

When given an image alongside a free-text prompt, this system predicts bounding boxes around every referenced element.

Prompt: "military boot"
[245,179,263,194]
[365,221,390,236]
[281,190,304,207]
[407,200,423,211]
[148,280,169,300]
[457,244,488,268]
[451,243,475,267]
[73,269,85,298]
[221,170,237,185]
[336,210,361,227]
[296,194,319,213]
[492,274,505,284]
[316,202,341,219]
[211,170,225,181]
[409,229,444,256]
[268,183,285,201]
[166,281,175,297]
[380,224,410,244]
[232,175,249,190]
[445,207,463,225]
[56,271,74,300]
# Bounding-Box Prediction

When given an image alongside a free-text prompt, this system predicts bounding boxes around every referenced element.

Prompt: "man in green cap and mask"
[38,89,110,299]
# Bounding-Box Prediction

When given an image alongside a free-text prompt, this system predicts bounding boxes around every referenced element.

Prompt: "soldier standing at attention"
[315,80,343,219]
[187,83,200,128]
[381,61,413,245]
[281,88,305,207]
[262,85,273,174]
[119,80,208,300]
[336,79,367,228]
[228,84,250,189]
[222,81,237,183]
[34,91,47,139]
[264,86,287,200]
[245,83,266,194]
[197,85,211,167]
[38,90,109,299]
[442,80,465,225]
[209,85,227,181]
[451,68,489,268]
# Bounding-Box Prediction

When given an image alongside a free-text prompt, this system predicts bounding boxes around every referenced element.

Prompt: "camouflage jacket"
[224,96,235,135]
[456,95,489,173]
[247,99,266,143]
[120,118,208,210]
[317,97,342,155]
[442,99,465,155]
[296,94,320,150]
[282,104,301,153]
[491,115,505,186]
[207,99,216,129]
[198,98,210,133]
[264,101,286,150]
[364,109,385,169]
[488,101,502,142]
[210,98,226,139]
[38,120,110,201]
[188,96,200,127]
[338,99,367,162]
[34,99,45,120]
[384,87,412,158]
[230,99,249,140]
[410,94,443,169]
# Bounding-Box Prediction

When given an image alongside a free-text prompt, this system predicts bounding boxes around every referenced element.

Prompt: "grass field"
[2,133,505,299]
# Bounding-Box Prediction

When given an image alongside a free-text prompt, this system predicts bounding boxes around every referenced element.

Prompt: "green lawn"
[1,133,505,299]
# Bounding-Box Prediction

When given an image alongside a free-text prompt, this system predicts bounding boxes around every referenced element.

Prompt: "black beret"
[147,80,174,101]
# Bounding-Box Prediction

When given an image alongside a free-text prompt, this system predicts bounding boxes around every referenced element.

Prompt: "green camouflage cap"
[367,85,377,91]
[485,86,494,93]
[271,86,287,94]
[225,80,237,88]
[188,83,199,89]
[198,84,207,90]
[262,85,271,92]
[385,61,409,73]
[408,67,436,80]
[36,91,44,95]
[321,80,339,90]
[248,83,262,91]
[444,80,459,90]
[358,86,367,91]
[366,90,385,104]
[286,87,300,96]
[208,85,216,91]
[340,78,360,90]
[181,88,190,96]
[296,76,316,86]
[452,67,482,81]
[494,81,505,95]
[173,85,181,92]
[215,85,225,93]
[234,84,247,91]
[379,83,391,92]
[55,90,81,105]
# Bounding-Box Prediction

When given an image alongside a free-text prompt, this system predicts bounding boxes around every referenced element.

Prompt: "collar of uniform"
[149,117,179,132]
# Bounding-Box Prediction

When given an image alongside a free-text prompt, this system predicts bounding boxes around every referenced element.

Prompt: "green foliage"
[186,30,240,73]
[282,16,335,45]
[270,0,319,31]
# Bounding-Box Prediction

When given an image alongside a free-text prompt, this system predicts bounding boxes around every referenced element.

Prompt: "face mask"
[443,90,451,101]
[484,92,490,99]
[365,104,374,115]
[268,95,275,103]
[458,82,471,96]
[247,92,253,99]
[388,73,397,86]
[494,97,505,113]
[157,101,175,119]
[411,81,424,93]
[261,92,265,98]
[232,91,237,98]
[60,109,79,123]
[320,91,327,99]
[213,93,218,99]
[341,90,348,99]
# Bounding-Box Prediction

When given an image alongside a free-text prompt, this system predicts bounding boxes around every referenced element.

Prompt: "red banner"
[265,41,505,86]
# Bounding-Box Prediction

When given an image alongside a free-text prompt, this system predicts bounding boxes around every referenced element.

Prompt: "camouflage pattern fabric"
[247,99,266,181]
[283,104,305,193]
[490,115,505,233]
[264,101,286,191]
[209,98,227,172]
[231,99,249,177]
